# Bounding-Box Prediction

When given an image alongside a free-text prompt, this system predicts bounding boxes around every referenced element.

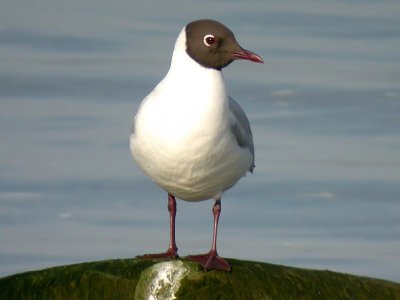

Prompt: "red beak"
[232,49,264,63]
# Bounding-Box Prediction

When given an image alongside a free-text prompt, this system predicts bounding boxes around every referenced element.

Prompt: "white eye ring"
[203,34,216,46]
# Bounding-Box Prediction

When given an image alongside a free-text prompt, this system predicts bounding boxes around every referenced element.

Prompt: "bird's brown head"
[185,19,264,70]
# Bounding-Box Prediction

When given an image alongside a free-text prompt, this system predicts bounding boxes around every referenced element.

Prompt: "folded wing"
[229,97,255,172]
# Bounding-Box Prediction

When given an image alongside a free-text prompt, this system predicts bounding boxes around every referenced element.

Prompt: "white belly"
[130,95,252,201]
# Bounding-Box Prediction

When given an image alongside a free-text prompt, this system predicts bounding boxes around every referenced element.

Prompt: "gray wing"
[229,96,255,172]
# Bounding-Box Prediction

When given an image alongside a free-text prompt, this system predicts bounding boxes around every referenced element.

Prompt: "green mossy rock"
[0,258,399,299]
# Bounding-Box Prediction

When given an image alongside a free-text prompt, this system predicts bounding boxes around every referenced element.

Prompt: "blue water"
[1,1,400,282]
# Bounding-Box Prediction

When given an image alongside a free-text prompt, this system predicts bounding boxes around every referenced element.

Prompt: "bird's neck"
[164,27,227,106]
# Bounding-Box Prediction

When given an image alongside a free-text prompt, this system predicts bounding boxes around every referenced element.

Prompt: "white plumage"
[130,27,253,201]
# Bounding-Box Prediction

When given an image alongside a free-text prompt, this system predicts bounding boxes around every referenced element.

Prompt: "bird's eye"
[203,34,216,46]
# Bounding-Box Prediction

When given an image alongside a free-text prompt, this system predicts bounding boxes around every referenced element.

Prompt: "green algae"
[176,259,400,300]
[0,258,399,300]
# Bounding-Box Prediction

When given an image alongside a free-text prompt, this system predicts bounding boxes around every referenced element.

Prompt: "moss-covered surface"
[0,258,399,300]
[177,259,400,299]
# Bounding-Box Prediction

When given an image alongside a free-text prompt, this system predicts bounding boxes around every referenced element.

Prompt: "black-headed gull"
[130,19,263,271]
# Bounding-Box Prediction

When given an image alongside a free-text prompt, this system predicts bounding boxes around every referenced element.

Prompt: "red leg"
[137,193,179,259]
[187,199,231,271]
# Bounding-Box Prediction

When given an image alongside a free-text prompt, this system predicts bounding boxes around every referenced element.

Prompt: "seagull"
[130,19,263,272]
